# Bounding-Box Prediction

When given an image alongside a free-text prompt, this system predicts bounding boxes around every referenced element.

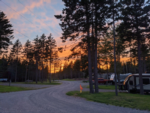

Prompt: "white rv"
[122,73,150,93]
[110,73,132,84]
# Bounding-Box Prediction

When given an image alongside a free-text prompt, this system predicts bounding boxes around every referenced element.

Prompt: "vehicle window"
[129,81,133,85]
[143,79,149,84]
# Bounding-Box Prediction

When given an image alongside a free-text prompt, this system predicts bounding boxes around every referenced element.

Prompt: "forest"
[0,0,150,95]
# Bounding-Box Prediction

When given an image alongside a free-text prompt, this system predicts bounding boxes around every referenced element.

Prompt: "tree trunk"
[94,2,99,93]
[54,63,55,81]
[15,60,17,82]
[49,60,51,83]
[106,63,109,85]
[143,56,146,73]
[126,62,128,73]
[71,69,72,79]
[86,2,94,93]
[41,61,44,83]
[25,65,28,82]
[134,59,136,73]
[137,37,144,95]
[113,4,118,96]
[36,59,38,84]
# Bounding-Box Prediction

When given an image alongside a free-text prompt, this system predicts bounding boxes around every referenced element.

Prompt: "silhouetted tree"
[11,39,22,82]
[0,11,13,55]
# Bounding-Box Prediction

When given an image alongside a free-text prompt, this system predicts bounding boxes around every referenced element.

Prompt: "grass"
[16,81,61,85]
[0,85,32,93]
[66,91,150,111]
[62,79,75,81]
[87,85,116,90]
[82,80,89,83]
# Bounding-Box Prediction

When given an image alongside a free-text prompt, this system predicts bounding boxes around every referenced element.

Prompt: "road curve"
[0,81,149,113]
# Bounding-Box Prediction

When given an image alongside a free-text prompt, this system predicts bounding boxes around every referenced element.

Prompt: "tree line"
[55,0,150,95]
[0,11,60,83]
[0,0,150,95]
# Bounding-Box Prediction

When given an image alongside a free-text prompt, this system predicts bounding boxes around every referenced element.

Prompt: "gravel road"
[0,81,149,113]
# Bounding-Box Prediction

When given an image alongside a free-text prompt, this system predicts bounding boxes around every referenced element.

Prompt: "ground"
[0,81,149,113]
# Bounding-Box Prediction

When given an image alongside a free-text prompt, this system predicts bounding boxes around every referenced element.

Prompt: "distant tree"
[53,51,58,81]
[45,34,56,83]
[22,40,32,81]
[98,33,113,82]
[33,36,41,83]
[39,34,47,83]
[0,55,8,78]
[73,59,81,78]
[0,11,13,55]
[68,61,74,78]
[11,39,22,82]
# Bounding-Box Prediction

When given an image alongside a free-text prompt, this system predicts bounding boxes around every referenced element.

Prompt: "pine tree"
[11,39,22,82]
[33,36,41,83]
[98,33,113,83]
[55,0,111,93]
[22,40,32,82]
[0,11,13,55]
[45,34,56,83]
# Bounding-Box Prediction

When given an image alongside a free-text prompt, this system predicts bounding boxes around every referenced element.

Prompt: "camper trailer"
[110,73,132,84]
[119,73,150,93]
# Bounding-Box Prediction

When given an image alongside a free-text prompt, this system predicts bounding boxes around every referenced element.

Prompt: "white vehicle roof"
[133,73,150,76]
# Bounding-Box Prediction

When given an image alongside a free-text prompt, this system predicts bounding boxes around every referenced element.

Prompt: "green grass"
[62,79,75,81]
[66,91,150,111]
[16,81,61,85]
[87,85,116,90]
[0,85,32,93]
[83,80,89,83]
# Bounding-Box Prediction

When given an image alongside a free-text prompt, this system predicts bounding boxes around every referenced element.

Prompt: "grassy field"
[16,81,61,85]
[66,91,150,111]
[62,79,75,81]
[0,85,31,93]
[87,85,116,90]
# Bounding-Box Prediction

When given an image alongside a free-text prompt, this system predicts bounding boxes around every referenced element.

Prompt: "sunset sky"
[0,0,133,72]
[0,0,76,61]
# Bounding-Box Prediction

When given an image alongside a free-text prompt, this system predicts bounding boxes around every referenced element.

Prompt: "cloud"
[5,0,51,19]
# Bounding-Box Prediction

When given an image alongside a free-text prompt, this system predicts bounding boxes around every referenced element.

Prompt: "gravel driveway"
[0,81,149,113]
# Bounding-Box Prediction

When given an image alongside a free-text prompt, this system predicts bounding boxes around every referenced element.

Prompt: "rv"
[119,73,150,93]
[110,73,132,84]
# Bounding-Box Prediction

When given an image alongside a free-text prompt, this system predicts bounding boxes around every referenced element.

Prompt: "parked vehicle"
[118,73,150,93]
[93,78,110,84]
[0,78,8,82]
[110,73,132,84]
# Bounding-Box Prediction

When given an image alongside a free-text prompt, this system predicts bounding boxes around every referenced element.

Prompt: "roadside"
[86,85,116,89]
[66,91,150,111]
[0,80,149,113]
[0,80,61,90]
[0,85,32,93]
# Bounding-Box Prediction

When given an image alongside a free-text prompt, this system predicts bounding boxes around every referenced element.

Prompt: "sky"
[0,0,135,71]
[0,0,75,62]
